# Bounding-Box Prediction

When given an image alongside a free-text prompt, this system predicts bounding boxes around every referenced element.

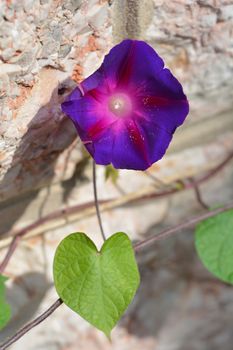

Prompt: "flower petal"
[101,39,165,89]
[85,114,173,170]
[80,70,105,93]
[135,98,189,135]
[62,94,116,139]
[86,129,114,165]
[135,69,189,134]
[135,118,172,165]
[111,119,150,170]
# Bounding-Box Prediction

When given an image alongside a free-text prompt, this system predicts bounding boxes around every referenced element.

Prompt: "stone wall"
[0,0,112,203]
[0,1,233,349]
[0,0,233,238]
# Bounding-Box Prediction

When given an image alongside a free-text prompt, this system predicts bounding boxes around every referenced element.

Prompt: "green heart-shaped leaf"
[0,275,11,330]
[195,210,233,284]
[53,232,140,337]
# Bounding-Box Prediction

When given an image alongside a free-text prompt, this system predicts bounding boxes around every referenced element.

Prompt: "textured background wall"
[0,1,233,349]
[0,0,112,203]
[0,0,233,237]
[0,0,232,205]
[0,0,112,236]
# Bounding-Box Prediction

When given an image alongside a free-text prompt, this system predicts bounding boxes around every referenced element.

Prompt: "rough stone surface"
[0,1,233,349]
[147,0,233,124]
[0,0,233,207]
[0,0,112,203]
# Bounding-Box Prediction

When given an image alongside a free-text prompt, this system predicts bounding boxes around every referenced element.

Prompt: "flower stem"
[93,161,106,241]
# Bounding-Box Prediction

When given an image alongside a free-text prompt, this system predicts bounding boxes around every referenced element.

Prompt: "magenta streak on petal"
[87,89,106,103]
[142,95,186,107]
[87,118,117,140]
[87,120,109,139]
[117,41,135,86]
[125,119,150,166]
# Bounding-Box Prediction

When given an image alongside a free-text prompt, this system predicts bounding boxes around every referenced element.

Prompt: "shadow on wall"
[0,77,78,237]
[0,272,51,341]
[0,167,233,347]
[119,219,233,349]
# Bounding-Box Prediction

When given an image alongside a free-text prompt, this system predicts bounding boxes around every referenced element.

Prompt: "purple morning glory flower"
[62,39,189,170]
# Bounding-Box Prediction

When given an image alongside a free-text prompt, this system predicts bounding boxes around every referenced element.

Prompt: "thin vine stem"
[133,200,233,251]
[92,160,107,241]
[0,299,63,350]
[0,236,20,274]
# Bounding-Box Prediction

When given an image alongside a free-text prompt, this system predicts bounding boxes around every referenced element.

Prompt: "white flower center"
[108,93,132,117]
